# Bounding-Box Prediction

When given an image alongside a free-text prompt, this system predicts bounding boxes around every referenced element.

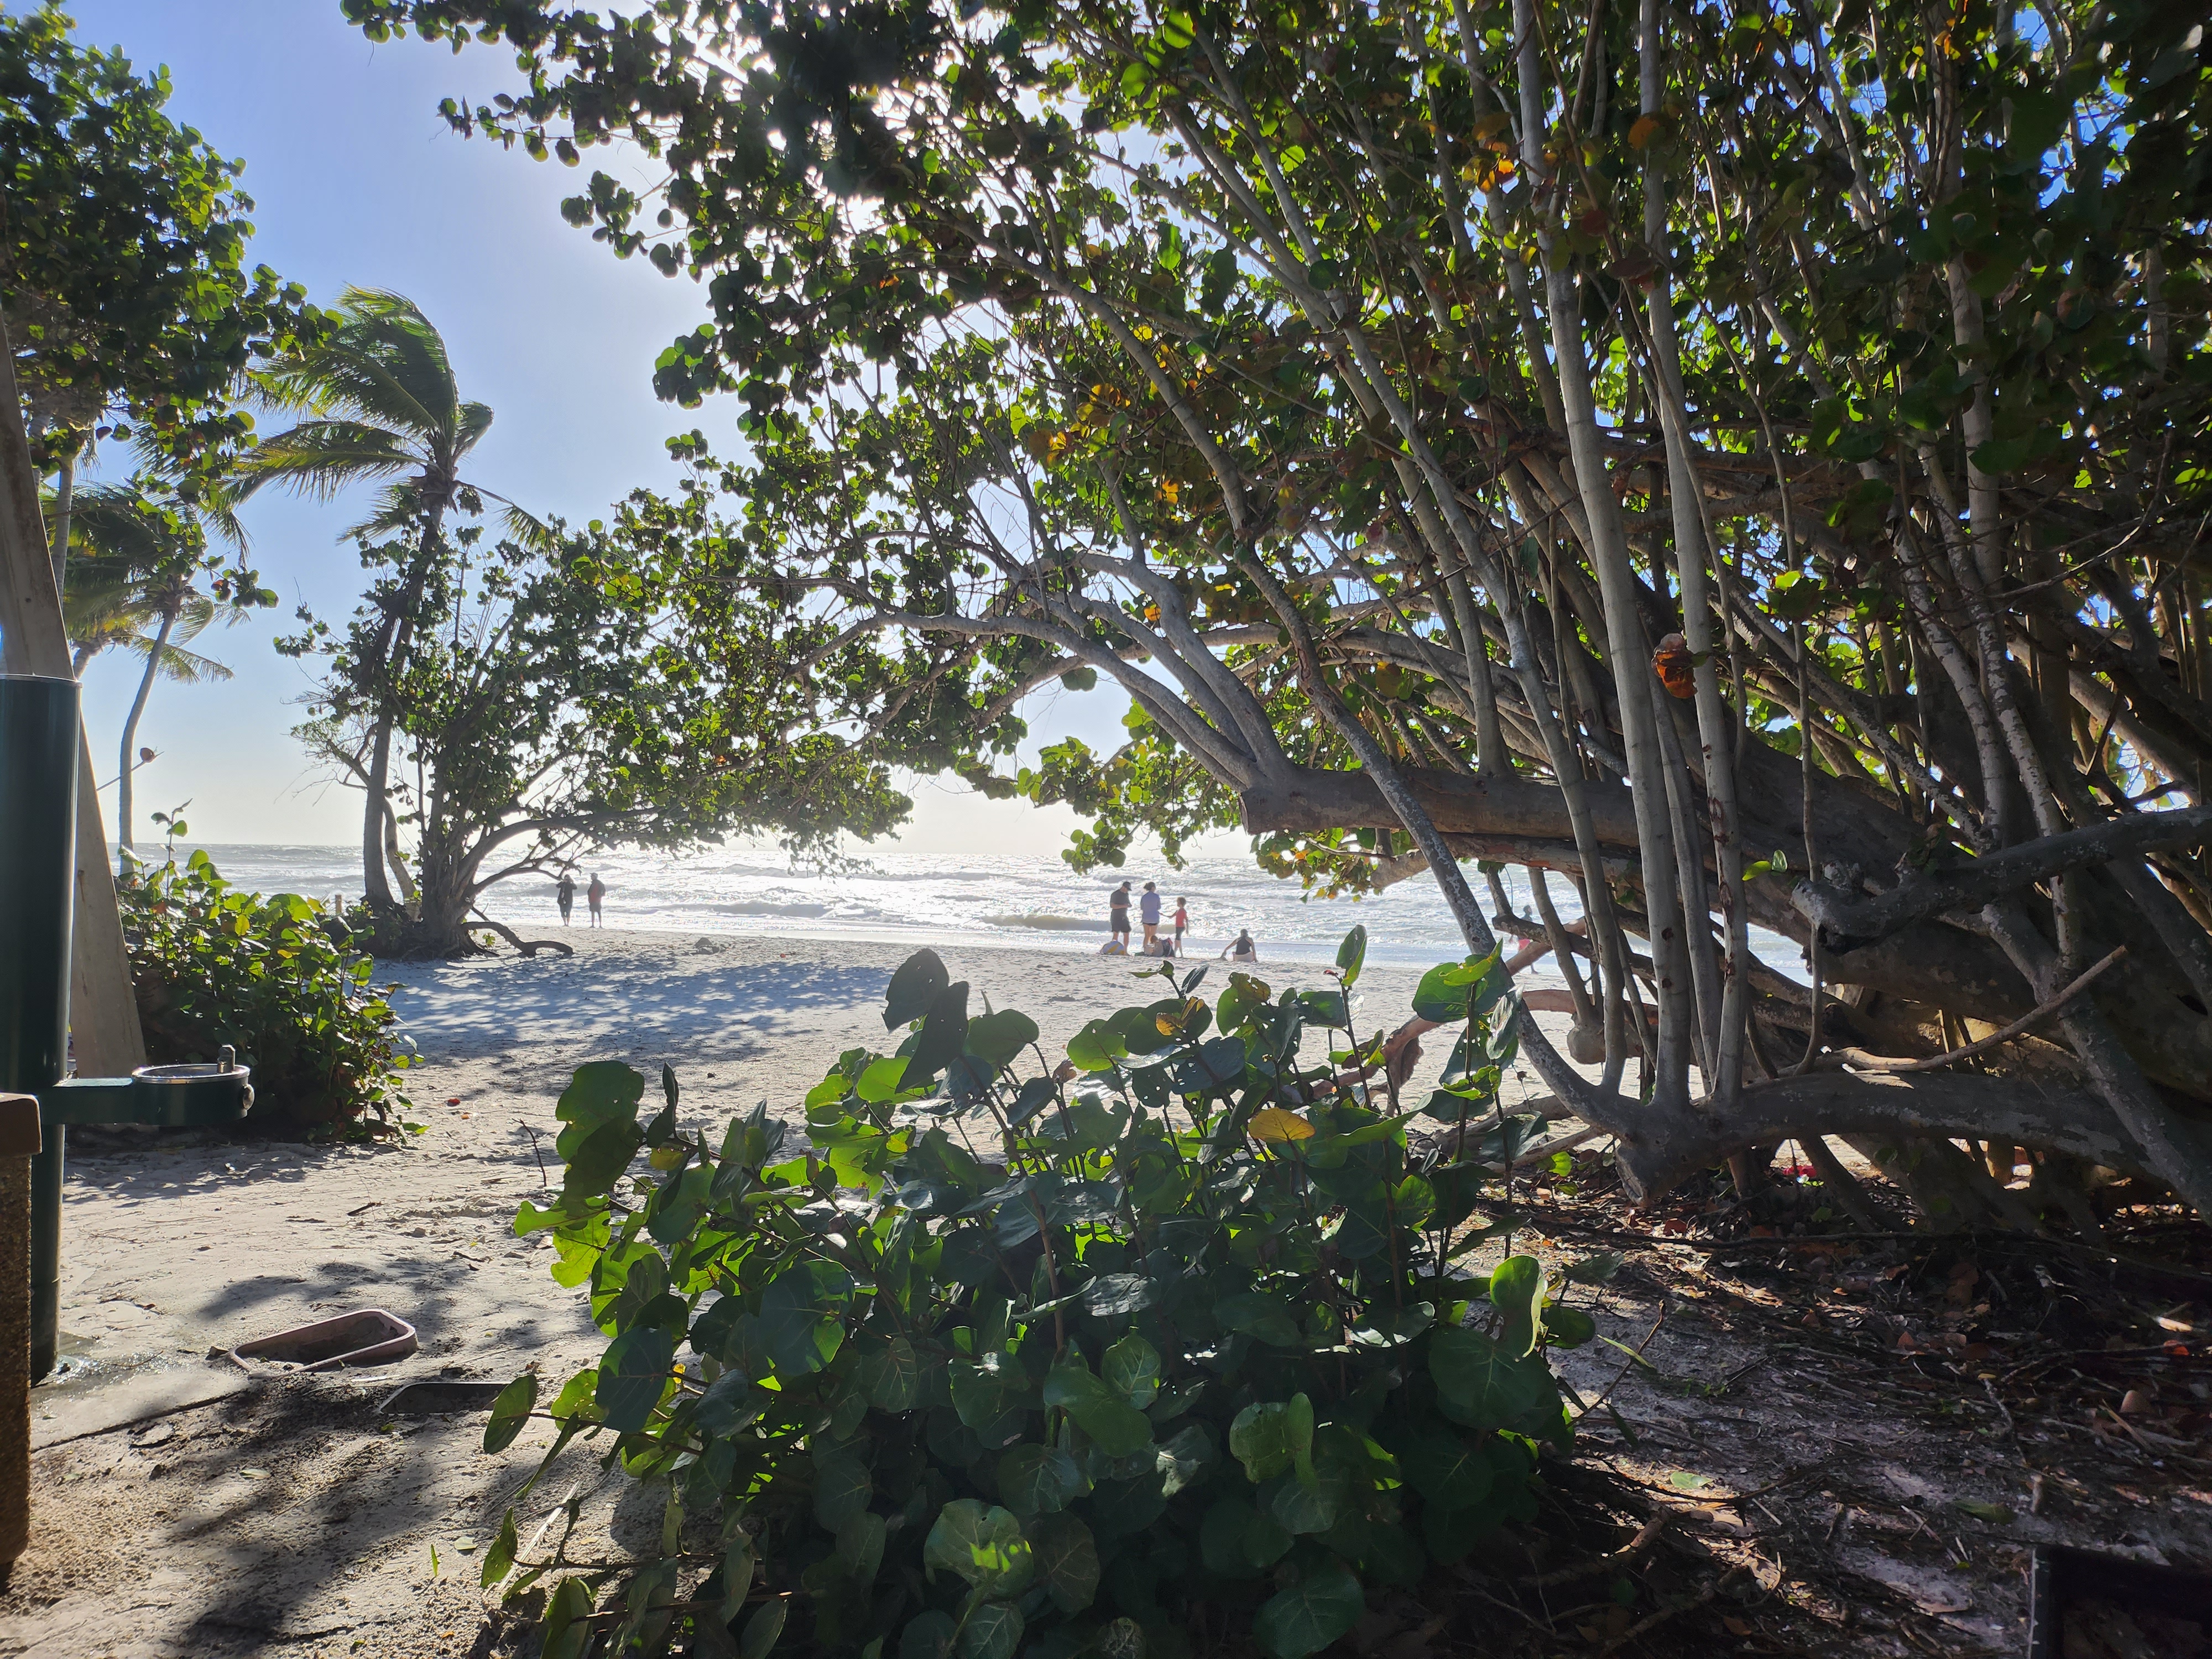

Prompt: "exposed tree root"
[469,908,574,958]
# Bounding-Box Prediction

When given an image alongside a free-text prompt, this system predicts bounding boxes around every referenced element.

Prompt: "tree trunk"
[48,451,72,600]
[117,605,176,852]
[359,507,447,910]
[0,314,146,1074]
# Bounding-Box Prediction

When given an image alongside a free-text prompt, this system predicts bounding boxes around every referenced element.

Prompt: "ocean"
[169,842,1811,980]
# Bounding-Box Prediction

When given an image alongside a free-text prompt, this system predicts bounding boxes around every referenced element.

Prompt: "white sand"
[3,929,1581,1657]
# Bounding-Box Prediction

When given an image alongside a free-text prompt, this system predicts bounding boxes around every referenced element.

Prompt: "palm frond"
[227,421,419,503]
[112,632,234,685]
[344,479,431,542]
[457,400,495,456]
[254,288,460,446]
[479,490,560,555]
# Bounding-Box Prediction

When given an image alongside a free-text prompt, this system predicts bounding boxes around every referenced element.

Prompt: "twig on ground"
[1524,1515,1670,1588]
[1595,1566,1748,1655]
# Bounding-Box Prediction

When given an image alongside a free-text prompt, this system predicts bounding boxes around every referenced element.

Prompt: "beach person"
[1139,883,1162,952]
[1108,880,1131,947]
[1173,897,1189,951]
[587,873,606,927]
[1220,928,1259,963]
[556,871,576,925]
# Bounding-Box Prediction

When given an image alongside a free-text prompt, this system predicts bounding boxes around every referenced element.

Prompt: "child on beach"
[1173,897,1188,952]
[1220,928,1258,963]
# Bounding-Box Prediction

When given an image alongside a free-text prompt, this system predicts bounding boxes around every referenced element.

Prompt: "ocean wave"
[983,914,1109,932]
[705,900,831,917]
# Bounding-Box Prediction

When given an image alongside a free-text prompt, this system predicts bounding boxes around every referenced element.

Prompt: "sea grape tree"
[343,0,2212,1220]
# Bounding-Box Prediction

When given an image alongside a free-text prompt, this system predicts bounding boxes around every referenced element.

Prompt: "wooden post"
[0,315,145,1077]
[0,1093,36,1583]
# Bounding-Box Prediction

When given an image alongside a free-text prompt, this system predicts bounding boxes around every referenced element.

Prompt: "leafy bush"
[119,848,414,1132]
[487,935,1598,1659]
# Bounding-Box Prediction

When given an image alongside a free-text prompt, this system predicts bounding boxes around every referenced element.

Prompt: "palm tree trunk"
[49,451,74,598]
[118,604,177,851]
[360,506,447,909]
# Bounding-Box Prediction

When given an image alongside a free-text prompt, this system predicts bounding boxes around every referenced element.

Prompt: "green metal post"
[0,675,80,1382]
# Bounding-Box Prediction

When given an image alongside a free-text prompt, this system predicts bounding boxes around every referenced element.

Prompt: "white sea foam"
[161,841,1809,979]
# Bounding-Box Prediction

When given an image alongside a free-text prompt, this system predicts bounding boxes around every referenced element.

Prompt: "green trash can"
[0,676,77,1383]
[0,675,77,1097]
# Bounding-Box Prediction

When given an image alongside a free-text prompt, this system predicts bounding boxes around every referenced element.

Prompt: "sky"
[56,0,1173,859]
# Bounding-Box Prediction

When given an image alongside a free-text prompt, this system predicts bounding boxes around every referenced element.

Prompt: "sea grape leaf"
[1067,1018,1129,1072]
[1335,924,1368,988]
[1042,1358,1154,1457]
[885,949,951,1029]
[1544,1305,1597,1348]
[859,1334,922,1411]
[554,1062,644,1158]
[922,1499,1034,1597]
[564,1116,645,1199]
[899,1611,956,1659]
[997,1443,1087,1517]
[595,1324,674,1432]
[738,1595,788,1659]
[1228,1393,1313,1484]
[908,982,972,1082]
[957,1601,1024,1659]
[483,1370,537,1454]
[1216,972,1272,1030]
[836,1510,886,1582]
[1213,1291,1303,1348]
[1392,1427,1494,1510]
[967,1009,1040,1068]
[694,1370,761,1437]
[1031,1511,1101,1612]
[1201,1496,1292,1577]
[1102,1333,1162,1409]
[1253,1558,1365,1659]
[813,1447,873,1528]
[1082,1273,1155,1317]
[1491,1255,1545,1358]
[754,1260,854,1379]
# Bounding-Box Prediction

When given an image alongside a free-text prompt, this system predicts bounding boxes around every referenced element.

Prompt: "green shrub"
[488,936,1598,1659]
[119,849,414,1133]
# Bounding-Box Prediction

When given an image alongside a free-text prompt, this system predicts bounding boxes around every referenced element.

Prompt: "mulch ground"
[1392,1155,2212,1658]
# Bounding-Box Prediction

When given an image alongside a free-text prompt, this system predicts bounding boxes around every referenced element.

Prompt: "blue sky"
[59,0,1146,857]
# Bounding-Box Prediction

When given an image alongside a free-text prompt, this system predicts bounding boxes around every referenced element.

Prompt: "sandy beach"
[9,928,2201,1659]
[0,930,1578,1658]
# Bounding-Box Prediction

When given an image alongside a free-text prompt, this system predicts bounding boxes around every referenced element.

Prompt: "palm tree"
[60,484,251,849]
[228,288,543,911]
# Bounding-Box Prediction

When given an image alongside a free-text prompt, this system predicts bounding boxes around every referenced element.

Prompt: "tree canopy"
[279,505,913,956]
[0,2,313,481]
[342,0,2212,1219]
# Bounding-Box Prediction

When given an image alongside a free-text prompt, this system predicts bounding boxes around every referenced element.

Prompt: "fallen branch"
[1595,1566,1748,1656]
[470,907,575,958]
[1817,946,2127,1074]
[1525,1515,1670,1589]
